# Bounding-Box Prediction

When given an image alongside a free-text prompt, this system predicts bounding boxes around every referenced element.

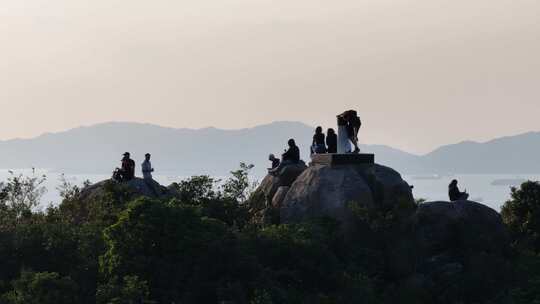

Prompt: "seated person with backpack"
[112,152,136,182]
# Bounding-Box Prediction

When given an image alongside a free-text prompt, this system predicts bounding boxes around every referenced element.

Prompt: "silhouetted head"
[315,126,323,134]
[145,153,151,161]
[123,152,130,159]
[450,179,458,187]
[288,139,296,147]
[269,154,276,161]
[327,128,335,136]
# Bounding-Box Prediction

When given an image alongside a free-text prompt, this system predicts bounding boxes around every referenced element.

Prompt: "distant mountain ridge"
[1,121,539,176]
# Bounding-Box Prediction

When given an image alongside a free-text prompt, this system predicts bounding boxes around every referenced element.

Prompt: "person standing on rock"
[121,152,136,181]
[326,128,337,153]
[337,115,351,153]
[311,126,327,155]
[142,153,154,180]
[449,179,469,201]
[142,153,160,196]
[342,110,362,153]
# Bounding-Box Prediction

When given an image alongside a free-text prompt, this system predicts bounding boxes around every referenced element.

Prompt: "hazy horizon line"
[1,120,538,157]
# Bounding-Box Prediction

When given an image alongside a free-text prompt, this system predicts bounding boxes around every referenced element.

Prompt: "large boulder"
[411,200,508,257]
[398,200,511,303]
[280,163,414,227]
[280,165,374,226]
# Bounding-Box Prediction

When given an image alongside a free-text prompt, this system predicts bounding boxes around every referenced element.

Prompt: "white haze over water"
[404,174,540,211]
[0,169,192,210]
[2,169,540,212]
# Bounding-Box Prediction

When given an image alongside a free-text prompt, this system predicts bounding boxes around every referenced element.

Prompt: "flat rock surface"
[310,153,375,166]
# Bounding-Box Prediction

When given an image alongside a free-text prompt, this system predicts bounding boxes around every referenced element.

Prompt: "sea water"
[404,174,540,211]
[1,169,538,212]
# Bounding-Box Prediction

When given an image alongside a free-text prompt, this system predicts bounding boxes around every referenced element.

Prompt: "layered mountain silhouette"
[0,121,538,176]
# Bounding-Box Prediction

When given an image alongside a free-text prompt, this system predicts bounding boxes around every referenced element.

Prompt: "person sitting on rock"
[268,154,280,172]
[311,126,327,155]
[282,138,300,164]
[326,128,337,154]
[449,179,469,201]
[142,153,154,180]
[112,168,123,182]
[269,139,300,175]
[121,152,136,181]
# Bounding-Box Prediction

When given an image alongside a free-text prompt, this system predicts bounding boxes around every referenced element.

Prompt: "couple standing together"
[312,110,362,155]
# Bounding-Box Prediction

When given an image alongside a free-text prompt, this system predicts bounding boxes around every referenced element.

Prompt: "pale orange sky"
[1,0,539,154]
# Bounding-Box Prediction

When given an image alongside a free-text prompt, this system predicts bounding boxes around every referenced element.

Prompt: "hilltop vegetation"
[0,166,539,303]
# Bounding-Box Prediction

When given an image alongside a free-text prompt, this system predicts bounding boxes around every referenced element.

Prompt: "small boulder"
[78,178,171,203]
[276,161,308,186]
[248,161,307,220]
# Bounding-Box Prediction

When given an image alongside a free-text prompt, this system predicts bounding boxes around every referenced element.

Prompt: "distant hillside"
[422,132,540,174]
[0,122,538,176]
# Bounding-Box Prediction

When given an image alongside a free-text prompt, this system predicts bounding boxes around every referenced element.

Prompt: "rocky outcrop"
[248,154,511,302]
[248,161,307,224]
[78,178,171,203]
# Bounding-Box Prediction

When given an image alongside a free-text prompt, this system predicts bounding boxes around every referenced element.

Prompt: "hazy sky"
[1,0,539,154]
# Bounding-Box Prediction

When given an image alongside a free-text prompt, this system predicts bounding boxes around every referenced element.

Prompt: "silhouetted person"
[326,128,337,153]
[311,126,327,155]
[340,110,362,153]
[282,138,300,164]
[142,153,160,196]
[268,154,280,172]
[269,139,300,175]
[449,179,469,201]
[142,153,154,180]
[337,115,351,153]
[121,152,136,181]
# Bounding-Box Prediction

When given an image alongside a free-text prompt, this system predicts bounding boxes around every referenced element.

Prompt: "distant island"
[0,121,539,176]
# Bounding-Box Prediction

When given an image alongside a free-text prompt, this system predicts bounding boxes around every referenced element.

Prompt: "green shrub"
[501,181,540,252]
[2,271,78,304]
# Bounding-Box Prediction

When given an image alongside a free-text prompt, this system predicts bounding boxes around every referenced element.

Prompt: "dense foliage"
[502,181,540,252]
[0,169,539,303]
[501,181,540,303]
